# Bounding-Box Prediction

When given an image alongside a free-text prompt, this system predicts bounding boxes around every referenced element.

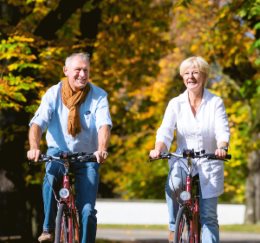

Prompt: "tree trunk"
[0,110,32,241]
[245,133,260,223]
[80,6,101,56]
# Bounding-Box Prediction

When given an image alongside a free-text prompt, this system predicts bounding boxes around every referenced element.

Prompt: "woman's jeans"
[166,164,219,243]
[42,148,99,243]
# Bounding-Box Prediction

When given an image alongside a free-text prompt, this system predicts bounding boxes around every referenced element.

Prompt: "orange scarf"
[61,79,90,137]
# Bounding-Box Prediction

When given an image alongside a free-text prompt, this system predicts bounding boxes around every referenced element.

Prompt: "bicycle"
[30,152,97,243]
[149,149,231,243]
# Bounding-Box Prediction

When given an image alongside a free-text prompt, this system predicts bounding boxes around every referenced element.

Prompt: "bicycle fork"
[60,173,79,243]
[192,198,200,243]
[184,175,200,243]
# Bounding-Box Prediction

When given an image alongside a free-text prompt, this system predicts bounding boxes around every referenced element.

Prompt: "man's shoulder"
[42,82,62,102]
[90,83,107,97]
[45,82,62,94]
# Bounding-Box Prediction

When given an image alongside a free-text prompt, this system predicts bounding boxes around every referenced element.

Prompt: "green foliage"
[0,35,43,111]
[90,0,175,198]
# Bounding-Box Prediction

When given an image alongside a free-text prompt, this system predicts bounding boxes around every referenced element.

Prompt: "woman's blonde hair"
[179,56,210,78]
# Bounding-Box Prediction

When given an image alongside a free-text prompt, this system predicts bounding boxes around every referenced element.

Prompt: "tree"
[1,0,259,226]
[0,0,176,238]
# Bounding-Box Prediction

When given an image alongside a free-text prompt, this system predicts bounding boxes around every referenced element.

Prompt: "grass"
[98,224,260,233]
[220,224,260,233]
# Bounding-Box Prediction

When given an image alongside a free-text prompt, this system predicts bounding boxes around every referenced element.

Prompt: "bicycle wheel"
[70,209,80,243]
[55,203,68,243]
[174,206,191,243]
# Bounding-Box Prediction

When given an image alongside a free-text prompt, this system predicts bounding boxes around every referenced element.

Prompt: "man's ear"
[63,66,67,76]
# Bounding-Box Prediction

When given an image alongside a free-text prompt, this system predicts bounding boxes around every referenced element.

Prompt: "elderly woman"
[149,56,230,243]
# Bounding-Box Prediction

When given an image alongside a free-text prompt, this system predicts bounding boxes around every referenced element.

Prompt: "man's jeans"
[42,148,99,243]
[165,164,219,243]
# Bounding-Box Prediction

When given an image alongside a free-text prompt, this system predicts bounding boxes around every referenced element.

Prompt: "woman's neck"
[188,88,203,101]
[188,89,204,115]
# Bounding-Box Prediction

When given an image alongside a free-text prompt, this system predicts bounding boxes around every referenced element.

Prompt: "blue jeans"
[42,148,99,243]
[165,165,219,243]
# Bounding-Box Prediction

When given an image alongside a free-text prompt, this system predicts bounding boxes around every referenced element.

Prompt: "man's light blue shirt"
[29,81,112,153]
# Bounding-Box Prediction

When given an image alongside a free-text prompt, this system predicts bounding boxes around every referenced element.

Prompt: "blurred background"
[0,0,259,242]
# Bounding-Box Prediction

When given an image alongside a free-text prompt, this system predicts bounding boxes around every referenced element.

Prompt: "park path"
[97,228,260,243]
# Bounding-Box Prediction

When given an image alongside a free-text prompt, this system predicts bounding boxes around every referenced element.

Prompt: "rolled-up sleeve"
[214,98,230,144]
[29,89,54,132]
[95,95,112,131]
[156,100,176,150]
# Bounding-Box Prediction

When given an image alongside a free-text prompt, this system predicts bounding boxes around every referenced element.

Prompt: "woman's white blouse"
[156,89,230,199]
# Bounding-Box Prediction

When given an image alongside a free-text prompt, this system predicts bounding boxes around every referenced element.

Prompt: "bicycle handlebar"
[29,152,97,164]
[149,149,231,161]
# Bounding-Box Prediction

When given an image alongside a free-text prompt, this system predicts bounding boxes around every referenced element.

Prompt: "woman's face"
[182,66,206,93]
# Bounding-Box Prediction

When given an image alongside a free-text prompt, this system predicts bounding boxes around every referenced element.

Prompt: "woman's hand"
[149,149,161,159]
[215,148,227,159]
[149,142,167,159]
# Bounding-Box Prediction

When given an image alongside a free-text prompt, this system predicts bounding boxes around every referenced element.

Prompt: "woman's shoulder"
[204,89,224,103]
[168,90,187,104]
[166,92,186,113]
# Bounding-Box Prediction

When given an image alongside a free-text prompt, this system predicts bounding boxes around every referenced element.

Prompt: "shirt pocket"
[82,111,94,129]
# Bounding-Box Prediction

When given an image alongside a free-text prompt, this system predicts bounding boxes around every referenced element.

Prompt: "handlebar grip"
[148,153,171,162]
[79,154,97,162]
[226,154,232,159]
[28,154,51,165]
[148,157,160,162]
[207,154,232,160]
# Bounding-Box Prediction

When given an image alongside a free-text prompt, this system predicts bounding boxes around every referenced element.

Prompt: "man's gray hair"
[65,52,90,67]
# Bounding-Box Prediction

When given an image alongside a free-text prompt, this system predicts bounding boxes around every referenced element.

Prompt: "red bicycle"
[33,152,97,243]
[150,149,231,243]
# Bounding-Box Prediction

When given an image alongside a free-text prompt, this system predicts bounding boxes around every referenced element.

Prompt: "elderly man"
[27,52,112,243]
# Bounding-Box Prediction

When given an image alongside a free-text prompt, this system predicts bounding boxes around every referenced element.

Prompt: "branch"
[34,0,89,40]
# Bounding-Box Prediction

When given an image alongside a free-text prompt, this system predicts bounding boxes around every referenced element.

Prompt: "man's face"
[63,56,90,92]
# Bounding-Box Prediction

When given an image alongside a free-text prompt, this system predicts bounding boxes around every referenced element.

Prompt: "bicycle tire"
[174,206,192,243]
[55,203,68,243]
[70,208,80,243]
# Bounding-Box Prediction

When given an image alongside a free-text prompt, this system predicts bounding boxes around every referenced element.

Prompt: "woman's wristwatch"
[220,146,228,152]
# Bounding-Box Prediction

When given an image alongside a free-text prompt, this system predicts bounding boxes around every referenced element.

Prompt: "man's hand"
[94,150,108,163]
[28,124,42,162]
[27,149,41,162]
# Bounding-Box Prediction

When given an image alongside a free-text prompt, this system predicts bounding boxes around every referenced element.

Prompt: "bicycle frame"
[31,152,97,243]
[59,161,79,243]
[178,155,200,243]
